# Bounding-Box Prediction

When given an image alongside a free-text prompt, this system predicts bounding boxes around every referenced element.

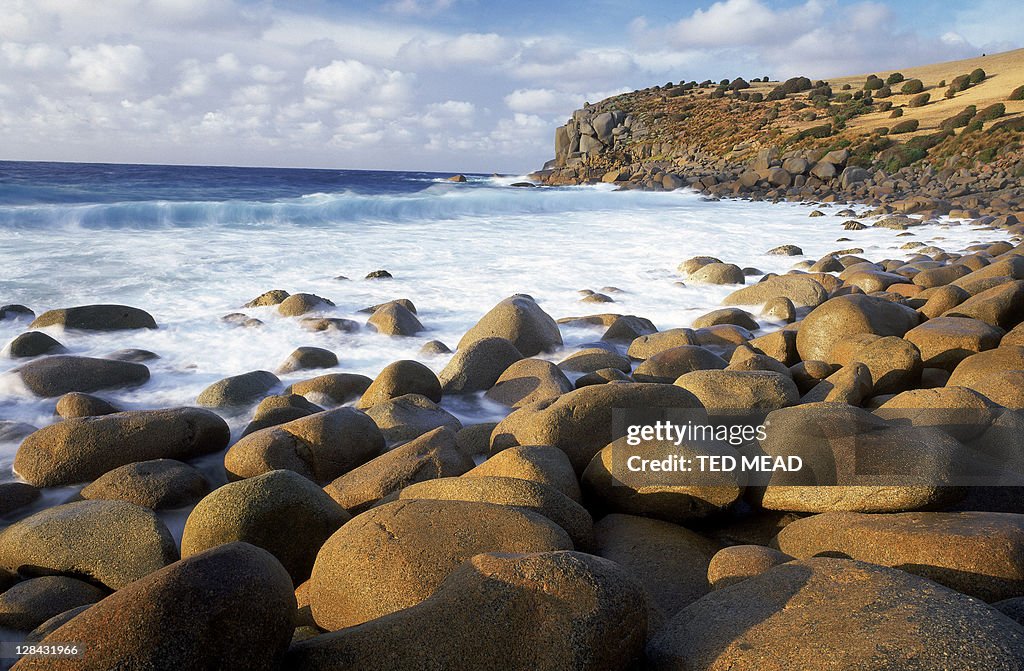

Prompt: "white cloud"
[398,33,516,68]
[303,59,413,108]
[666,0,827,48]
[67,43,149,93]
[385,0,456,16]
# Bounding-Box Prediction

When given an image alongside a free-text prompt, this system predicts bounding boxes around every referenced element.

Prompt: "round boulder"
[16,356,149,397]
[29,305,157,331]
[438,337,522,394]
[356,360,442,409]
[484,358,573,408]
[80,459,210,510]
[276,347,338,374]
[0,576,106,631]
[796,294,921,362]
[197,370,279,409]
[457,295,562,356]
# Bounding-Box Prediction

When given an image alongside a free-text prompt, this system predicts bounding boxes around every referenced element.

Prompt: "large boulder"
[946,345,1024,389]
[5,331,65,358]
[0,500,177,590]
[197,370,279,409]
[367,302,423,336]
[307,499,574,629]
[14,408,229,487]
[675,370,798,413]
[54,392,119,419]
[943,280,1024,329]
[29,304,156,331]
[905,316,1004,370]
[467,445,580,502]
[182,470,349,583]
[593,514,719,626]
[356,360,442,409]
[364,393,462,442]
[754,403,964,512]
[80,459,210,510]
[439,337,522,394]
[723,275,828,308]
[240,393,322,436]
[633,346,727,383]
[399,476,594,550]
[774,511,1024,602]
[582,437,744,523]
[557,348,632,373]
[457,296,562,356]
[15,356,149,397]
[276,347,338,374]
[796,294,920,361]
[627,329,699,359]
[707,545,793,590]
[14,543,295,671]
[323,426,473,513]
[224,408,384,483]
[490,383,704,473]
[689,263,745,285]
[0,576,105,631]
[289,551,646,671]
[484,358,573,408]
[278,293,333,317]
[842,335,923,393]
[646,557,1024,671]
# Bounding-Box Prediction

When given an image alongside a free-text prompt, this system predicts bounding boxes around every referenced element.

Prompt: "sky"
[0,0,1021,173]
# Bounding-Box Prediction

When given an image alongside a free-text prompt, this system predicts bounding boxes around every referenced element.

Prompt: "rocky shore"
[2,205,1024,668]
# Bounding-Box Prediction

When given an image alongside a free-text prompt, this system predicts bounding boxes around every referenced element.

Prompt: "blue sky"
[0,0,1020,172]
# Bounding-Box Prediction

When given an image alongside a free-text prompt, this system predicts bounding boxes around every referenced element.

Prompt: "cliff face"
[531,49,1024,217]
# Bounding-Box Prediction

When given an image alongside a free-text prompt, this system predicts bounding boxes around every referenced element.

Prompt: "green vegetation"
[976,103,1005,122]
[969,68,987,84]
[891,119,920,134]
[900,79,924,94]
[886,72,905,85]
[908,93,930,108]
[1010,85,1024,101]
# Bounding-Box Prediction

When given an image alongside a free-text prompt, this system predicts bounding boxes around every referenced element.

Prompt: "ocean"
[0,160,1005,479]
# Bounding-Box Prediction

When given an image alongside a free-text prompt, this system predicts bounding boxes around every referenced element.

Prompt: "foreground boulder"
[0,500,177,590]
[796,294,920,362]
[30,304,157,331]
[15,355,149,397]
[484,358,573,408]
[675,370,798,413]
[5,331,65,358]
[323,427,472,513]
[467,445,581,502]
[774,511,1024,602]
[399,476,594,550]
[290,551,646,671]
[723,275,828,308]
[54,392,119,419]
[241,393,322,436]
[490,383,703,473]
[594,514,719,626]
[364,393,462,442]
[224,408,384,483]
[80,459,209,510]
[707,545,793,590]
[308,499,573,629]
[14,408,229,487]
[367,302,423,336]
[356,360,442,409]
[646,558,1024,671]
[458,295,562,356]
[439,337,522,394]
[14,543,295,671]
[182,470,349,583]
[288,372,372,404]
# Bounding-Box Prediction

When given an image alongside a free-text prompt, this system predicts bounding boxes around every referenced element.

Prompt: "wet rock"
[16,356,150,397]
[278,293,334,317]
[775,511,1024,602]
[298,317,360,333]
[484,358,573,408]
[105,348,160,363]
[367,302,423,336]
[723,275,828,308]
[241,393,323,436]
[244,289,290,307]
[458,295,562,356]
[6,332,65,358]
[0,483,40,516]
[689,263,745,285]
[276,347,338,374]
[54,392,119,419]
[307,499,574,629]
[557,348,632,373]
[678,256,722,276]
[197,370,279,409]
[627,328,699,359]
[675,370,798,413]
[765,245,802,256]
[357,360,442,409]
[0,305,34,321]
[182,470,349,583]
[760,296,796,322]
[0,500,177,590]
[646,557,1024,671]
[30,305,157,331]
[14,408,229,487]
[602,314,658,342]
[80,459,210,510]
[364,393,462,443]
[323,427,472,513]
[290,551,646,671]
[224,407,384,483]
[16,543,295,671]
[419,340,451,356]
[365,269,393,279]
[287,372,372,404]
[692,307,758,330]
[438,337,522,394]
[576,368,633,387]
[359,298,417,315]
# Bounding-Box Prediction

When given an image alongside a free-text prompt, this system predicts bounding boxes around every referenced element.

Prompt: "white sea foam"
[0,185,1009,474]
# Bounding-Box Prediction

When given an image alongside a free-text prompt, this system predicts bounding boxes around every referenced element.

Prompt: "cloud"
[666,0,827,48]
[397,33,517,68]
[303,59,414,108]
[67,43,149,93]
[384,0,456,16]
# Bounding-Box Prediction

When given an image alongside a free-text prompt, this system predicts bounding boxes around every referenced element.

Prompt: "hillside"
[532,48,1024,216]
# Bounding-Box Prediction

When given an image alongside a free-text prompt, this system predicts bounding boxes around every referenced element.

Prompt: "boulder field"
[6,230,1024,668]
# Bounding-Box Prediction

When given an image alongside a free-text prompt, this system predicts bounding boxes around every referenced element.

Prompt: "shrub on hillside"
[939,106,977,131]
[886,72,905,85]
[890,108,904,118]
[875,85,892,98]
[750,92,764,102]
[891,119,919,134]
[949,74,972,94]
[908,93,930,108]
[901,79,924,94]
[1009,85,1024,101]
[976,103,1005,122]
[730,77,750,90]
[969,68,986,84]
[877,100,893,112]
[865,76,884,91]
[767,76,813,100]
[907,130,952,151]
